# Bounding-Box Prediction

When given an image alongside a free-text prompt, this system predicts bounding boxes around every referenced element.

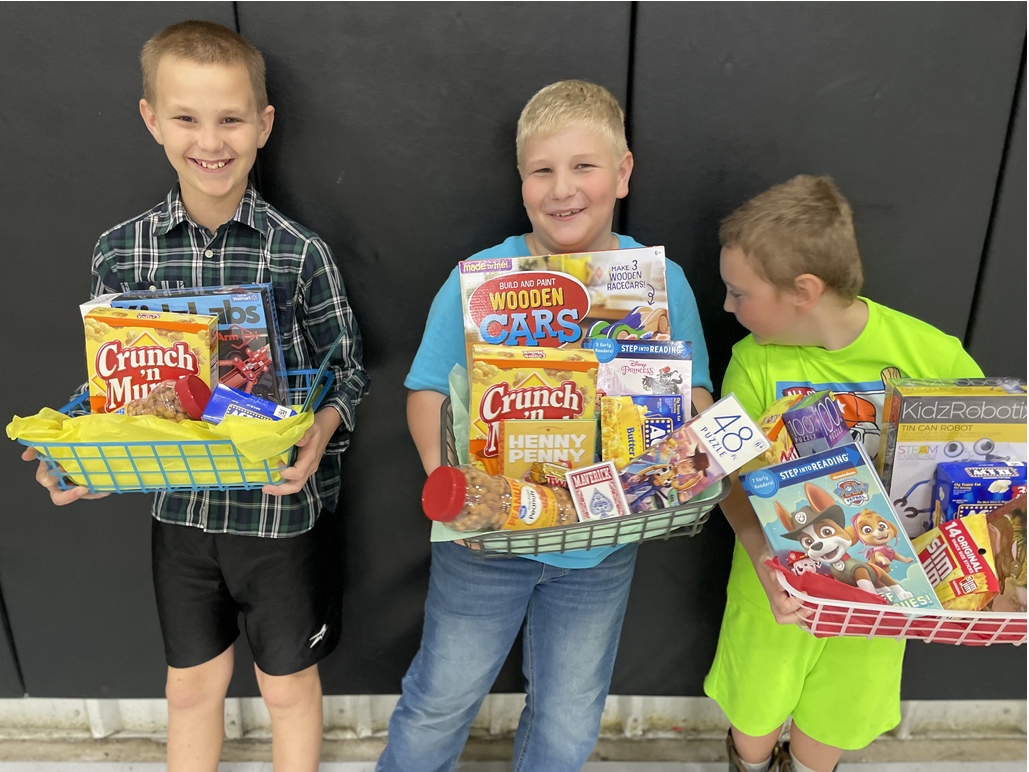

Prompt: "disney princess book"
[741,442,942,610]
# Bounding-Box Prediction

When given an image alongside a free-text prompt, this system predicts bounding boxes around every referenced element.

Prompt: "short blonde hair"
[720,175,864,301]
[141,20,268,110]
[516,80,629,167]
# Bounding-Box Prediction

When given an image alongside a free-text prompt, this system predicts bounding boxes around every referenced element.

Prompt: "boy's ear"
[257,104,276,149]
[139,99,164,146]
[615,151,634,199]
[792,273,826,311]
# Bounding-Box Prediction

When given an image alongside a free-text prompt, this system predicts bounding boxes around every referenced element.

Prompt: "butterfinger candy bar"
[601,395,685,469]
[202,383,297,424]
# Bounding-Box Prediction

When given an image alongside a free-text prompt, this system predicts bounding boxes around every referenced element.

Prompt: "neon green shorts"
[703,541,904,750]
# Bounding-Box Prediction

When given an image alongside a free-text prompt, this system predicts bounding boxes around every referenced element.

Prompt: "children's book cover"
[741,442,942,610]
[458,247,669,367]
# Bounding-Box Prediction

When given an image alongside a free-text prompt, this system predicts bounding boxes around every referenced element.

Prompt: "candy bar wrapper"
[782,390,849,457]
[739,393,804,473]
[984,495,1027,612]
[498,419,596,481]
[912,514,999,611]
[601,395,686,469]
[931,461,1027,528]
[202,383,297,424]
[111,284,289,405]
[581,339,691,403]
[617,394,770,512]
[565,461,632,521]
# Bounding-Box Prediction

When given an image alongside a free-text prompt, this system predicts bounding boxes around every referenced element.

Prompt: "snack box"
[565,461,632,521]
[111,284,289,405]
[601,395,686,469]
[741,442,942,610]
[458,247,670,368]
[740,393,804,473]
[782,390,849,457]
[985,495,1027,612]
[912,514,999,611]
[202,383,297,424]
[618,394,770,512]
[81,304,218,414]
[877,378,1028,538]
[931,461,1027,527]
[498,419,596,481]
[582,339,691,401]
[469,344,598,474]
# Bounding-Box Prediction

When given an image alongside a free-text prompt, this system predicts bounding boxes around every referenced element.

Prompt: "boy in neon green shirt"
[704,175,982,772]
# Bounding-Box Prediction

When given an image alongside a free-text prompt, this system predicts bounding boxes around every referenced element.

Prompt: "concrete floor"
[0,763,1026,771]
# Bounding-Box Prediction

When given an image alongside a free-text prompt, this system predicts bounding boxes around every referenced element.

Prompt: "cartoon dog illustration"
[777,483,913,601]
[786,550,820,577]
[851,509,914,573]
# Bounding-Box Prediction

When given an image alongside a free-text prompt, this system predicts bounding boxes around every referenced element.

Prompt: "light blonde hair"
[719,175,864,301]
[141,20,268,110]
[516,80,629,167]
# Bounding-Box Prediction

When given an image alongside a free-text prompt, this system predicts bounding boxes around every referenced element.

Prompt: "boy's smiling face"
[519,125,632,255]
[139,56,273,225]
[720,245,800,345]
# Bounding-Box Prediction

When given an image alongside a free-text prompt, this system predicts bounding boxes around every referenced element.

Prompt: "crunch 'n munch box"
[82,305,218,414]
[458,247,670,369]
[469,345,597,474]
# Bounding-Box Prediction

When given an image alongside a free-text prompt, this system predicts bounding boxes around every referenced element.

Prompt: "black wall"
[1,2,1025,700]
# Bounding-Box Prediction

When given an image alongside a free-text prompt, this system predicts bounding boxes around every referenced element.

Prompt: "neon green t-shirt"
[721,297,983,609]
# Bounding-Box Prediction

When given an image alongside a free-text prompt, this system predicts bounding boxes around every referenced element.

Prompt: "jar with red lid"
[422,465,578,532]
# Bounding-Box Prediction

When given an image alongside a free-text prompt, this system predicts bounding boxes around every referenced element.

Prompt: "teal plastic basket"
[19,368,332,494]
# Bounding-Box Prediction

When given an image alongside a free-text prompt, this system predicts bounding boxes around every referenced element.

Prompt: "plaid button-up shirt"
[86,184,369,537]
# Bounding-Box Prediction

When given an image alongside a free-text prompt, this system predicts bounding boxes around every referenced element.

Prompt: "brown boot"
[726,729,783,772]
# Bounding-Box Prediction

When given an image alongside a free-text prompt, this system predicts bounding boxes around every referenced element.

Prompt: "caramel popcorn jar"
[469,344,598,475]
[83,306,218,414]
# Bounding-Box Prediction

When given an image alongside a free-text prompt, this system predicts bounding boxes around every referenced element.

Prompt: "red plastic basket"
[776,573,1027,646]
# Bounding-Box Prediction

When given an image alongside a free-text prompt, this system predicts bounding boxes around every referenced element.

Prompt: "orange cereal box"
[82,305,218,414]
[470,345,597,475]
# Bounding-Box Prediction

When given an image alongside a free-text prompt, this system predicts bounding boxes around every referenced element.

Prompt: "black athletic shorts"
[152,509,342,675]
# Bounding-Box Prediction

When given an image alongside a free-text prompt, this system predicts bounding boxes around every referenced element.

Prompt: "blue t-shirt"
[407,234,712,568]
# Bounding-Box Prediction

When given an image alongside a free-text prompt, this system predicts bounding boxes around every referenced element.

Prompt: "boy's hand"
[21,447,111,506]
[752,547,811,625]
[263,408,342,497]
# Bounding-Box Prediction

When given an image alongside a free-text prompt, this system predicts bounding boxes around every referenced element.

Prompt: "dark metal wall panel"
[625,2,1025,390]
[622,2,1027,699]
[236,0,633,695]
[967,46,1027,377]
[0,2,237,697]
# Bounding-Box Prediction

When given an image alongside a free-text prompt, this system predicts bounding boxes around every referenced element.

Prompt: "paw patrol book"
[741,442,942,610]
[458,247,669,368]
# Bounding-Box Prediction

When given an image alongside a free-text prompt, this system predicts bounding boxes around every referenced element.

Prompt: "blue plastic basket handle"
[300,327,348,413]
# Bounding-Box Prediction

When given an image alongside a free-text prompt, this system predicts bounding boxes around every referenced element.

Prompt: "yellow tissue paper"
[8,408,313,492]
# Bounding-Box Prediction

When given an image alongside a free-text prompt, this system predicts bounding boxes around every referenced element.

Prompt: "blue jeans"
[376,540,639,772]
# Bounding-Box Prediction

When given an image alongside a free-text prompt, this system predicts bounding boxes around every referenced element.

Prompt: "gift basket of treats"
[418,247,776,556]
[740,381,1027,646]
[10,286,339,493]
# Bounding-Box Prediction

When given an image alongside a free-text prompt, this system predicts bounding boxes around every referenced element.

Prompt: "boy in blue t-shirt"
[379,80,713,771]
